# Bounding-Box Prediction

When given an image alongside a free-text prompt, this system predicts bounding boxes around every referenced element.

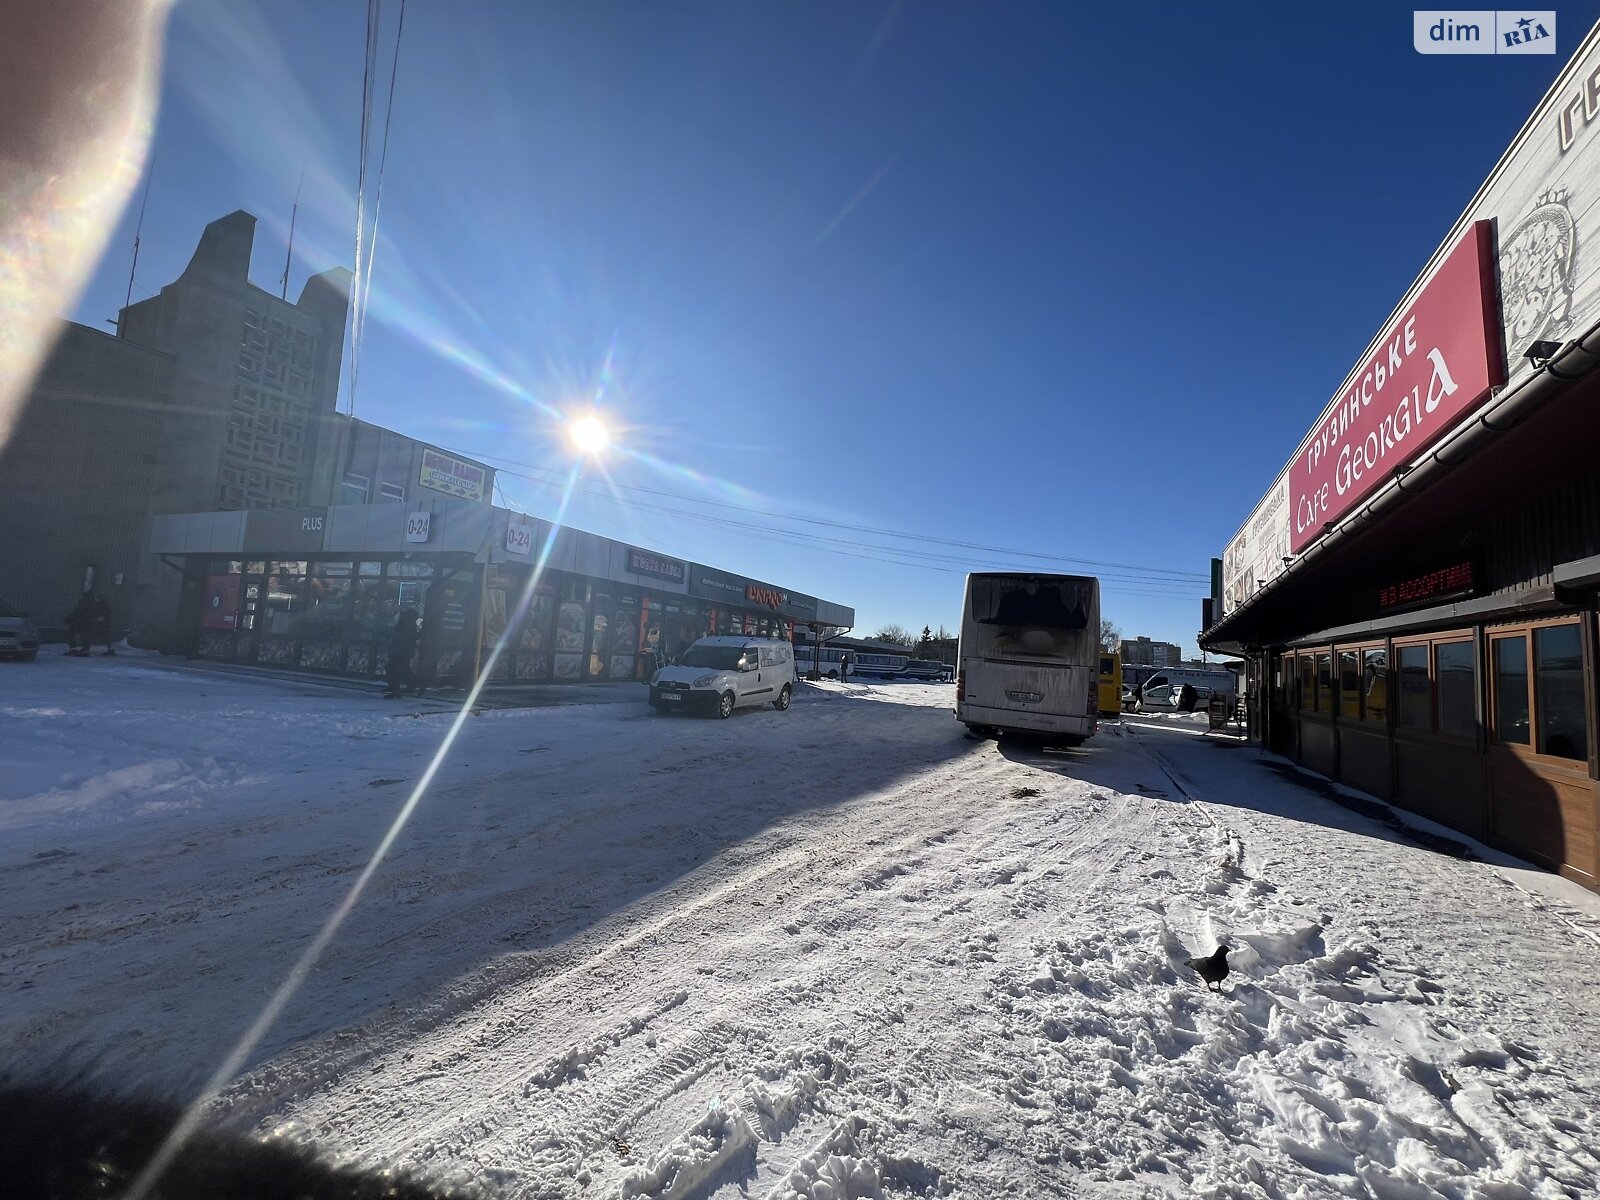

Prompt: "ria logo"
[1414,11,1555,55]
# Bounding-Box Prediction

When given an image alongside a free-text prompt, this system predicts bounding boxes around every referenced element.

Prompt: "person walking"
[839,650,852,681]
[385,606,420,698]
[63,593,94,656]
[87,593,115,655]
[1177,681,1199,713]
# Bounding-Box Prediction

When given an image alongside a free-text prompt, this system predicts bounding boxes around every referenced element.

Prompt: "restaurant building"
[148,500,853,688]
[1202,22,1600,890]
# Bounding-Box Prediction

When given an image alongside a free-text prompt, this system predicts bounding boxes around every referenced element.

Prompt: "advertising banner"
[201,575,240,630]
[689,566,748,604]
[418,449,487,501]
[1288,223,1502,553]
[1220,476,1290,618]
[628,547,686,583]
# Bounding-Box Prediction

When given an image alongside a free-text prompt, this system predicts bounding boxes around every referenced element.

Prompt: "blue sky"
[71,1,1600,650]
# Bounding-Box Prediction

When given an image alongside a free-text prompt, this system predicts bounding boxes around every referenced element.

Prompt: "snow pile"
[764,1116,880,1200]
[618,1100,759,1198]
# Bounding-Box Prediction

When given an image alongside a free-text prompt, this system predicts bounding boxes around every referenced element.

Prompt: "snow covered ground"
[4,652,1600,1198]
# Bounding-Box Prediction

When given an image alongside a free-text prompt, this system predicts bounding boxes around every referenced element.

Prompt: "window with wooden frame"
[1361,645,1389,725]
[1337,649,1359,719]
[1313,650,1332,715]
[1489,618,1588,763]
[1393,631,1475,740]
[1296,652,1314,711]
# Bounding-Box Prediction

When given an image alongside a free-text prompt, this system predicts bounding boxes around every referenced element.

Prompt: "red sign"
[1290,222,1504,554]
[1378,561,1475,612]
[201,575,240,630]
[745,584,785,609]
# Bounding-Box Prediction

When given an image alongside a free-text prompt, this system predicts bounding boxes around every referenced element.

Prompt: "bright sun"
[568,413,611,455]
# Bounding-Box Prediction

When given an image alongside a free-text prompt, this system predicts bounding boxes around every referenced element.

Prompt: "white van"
[1136,666,1238,700]
[649,636,797,719]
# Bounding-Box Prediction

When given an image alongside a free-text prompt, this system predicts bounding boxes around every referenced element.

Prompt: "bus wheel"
[826,670,839,680]
[717,691,736,719]
[772,684,792,711]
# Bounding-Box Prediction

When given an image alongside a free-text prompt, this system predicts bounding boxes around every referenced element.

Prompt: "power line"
[491,464,1205,598]
[347,0,383,418]
[356,0,406,390]
[477,451,1209,581]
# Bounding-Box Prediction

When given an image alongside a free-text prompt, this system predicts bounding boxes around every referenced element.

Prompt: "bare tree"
[1099,619,1121,652]
[874,624,915,647]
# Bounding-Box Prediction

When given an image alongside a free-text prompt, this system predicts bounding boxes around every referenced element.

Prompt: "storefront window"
[1295,654,1313,710]
[1362,648,1388,724]
[479,567,520,682]
[1493,636,1531,746]
[256,570,305,665]
[610,594,640,679]
[1434,641,1476,740]
[553,577,588,680]
[1397,644,1431,731]
[516,582,557,681]
[348,574,398,676]
[299,562,353,671]
[588,589,615,679]
[1534,624,1587,760]
[1338,650,1360,720]
[1313,652,1332,715]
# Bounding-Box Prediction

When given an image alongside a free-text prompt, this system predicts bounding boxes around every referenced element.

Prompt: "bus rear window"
[970,578,1091,629]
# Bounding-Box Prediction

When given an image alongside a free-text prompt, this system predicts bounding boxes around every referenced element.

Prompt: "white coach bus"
[955,572,1100,746]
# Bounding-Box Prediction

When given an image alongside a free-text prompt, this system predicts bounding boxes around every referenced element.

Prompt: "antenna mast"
[121,170,155,324]
[281,164,307,300]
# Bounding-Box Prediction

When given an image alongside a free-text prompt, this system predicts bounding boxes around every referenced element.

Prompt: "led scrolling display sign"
[1289,222,1505,554]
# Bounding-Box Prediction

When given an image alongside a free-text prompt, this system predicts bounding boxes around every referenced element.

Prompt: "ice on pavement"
[3,652,1600,1197]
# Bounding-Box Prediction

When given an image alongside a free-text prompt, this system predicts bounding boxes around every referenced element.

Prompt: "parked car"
[0,598,40,661]
[648,636,797,718]
[901,659,949,680]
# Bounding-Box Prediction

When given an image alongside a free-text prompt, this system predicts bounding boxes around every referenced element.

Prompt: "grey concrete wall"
[0,323,176,632]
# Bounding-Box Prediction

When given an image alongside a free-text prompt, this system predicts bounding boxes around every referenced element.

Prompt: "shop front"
[151,500,854,690]
[1203,22,1600,890]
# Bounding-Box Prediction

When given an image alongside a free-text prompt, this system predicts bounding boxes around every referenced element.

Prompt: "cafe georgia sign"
[1289,221,1504,554]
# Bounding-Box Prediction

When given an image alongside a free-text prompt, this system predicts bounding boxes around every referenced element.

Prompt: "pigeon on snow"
[1185,945,1231,991]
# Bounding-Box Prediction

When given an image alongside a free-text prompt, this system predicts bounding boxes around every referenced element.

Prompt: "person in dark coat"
[1177,681,1199,712]
[385,606,420,698]
[86,593,114,654]
[64,593,95,656]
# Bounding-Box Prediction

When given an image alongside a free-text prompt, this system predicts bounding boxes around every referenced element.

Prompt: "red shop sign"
[1290,221,1503,554]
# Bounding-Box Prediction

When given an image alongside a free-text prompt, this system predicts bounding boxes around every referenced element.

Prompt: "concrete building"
[0,211,492,647]
[1118,636,1183,668]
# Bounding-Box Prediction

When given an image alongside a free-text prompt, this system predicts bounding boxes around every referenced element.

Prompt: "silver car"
[0,597,40,662]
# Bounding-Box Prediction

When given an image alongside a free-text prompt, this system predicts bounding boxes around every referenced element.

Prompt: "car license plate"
[660,693,681,702]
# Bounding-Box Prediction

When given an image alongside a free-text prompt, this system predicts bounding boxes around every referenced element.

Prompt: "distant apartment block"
[1118,636,1184,668]
[0,211,492,646]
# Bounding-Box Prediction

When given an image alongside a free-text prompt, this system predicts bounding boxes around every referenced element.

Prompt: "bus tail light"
[956,668,965,702]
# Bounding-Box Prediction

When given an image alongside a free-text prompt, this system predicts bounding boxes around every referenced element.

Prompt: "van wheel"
[717,691,735,719]
[772,684,792,711]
